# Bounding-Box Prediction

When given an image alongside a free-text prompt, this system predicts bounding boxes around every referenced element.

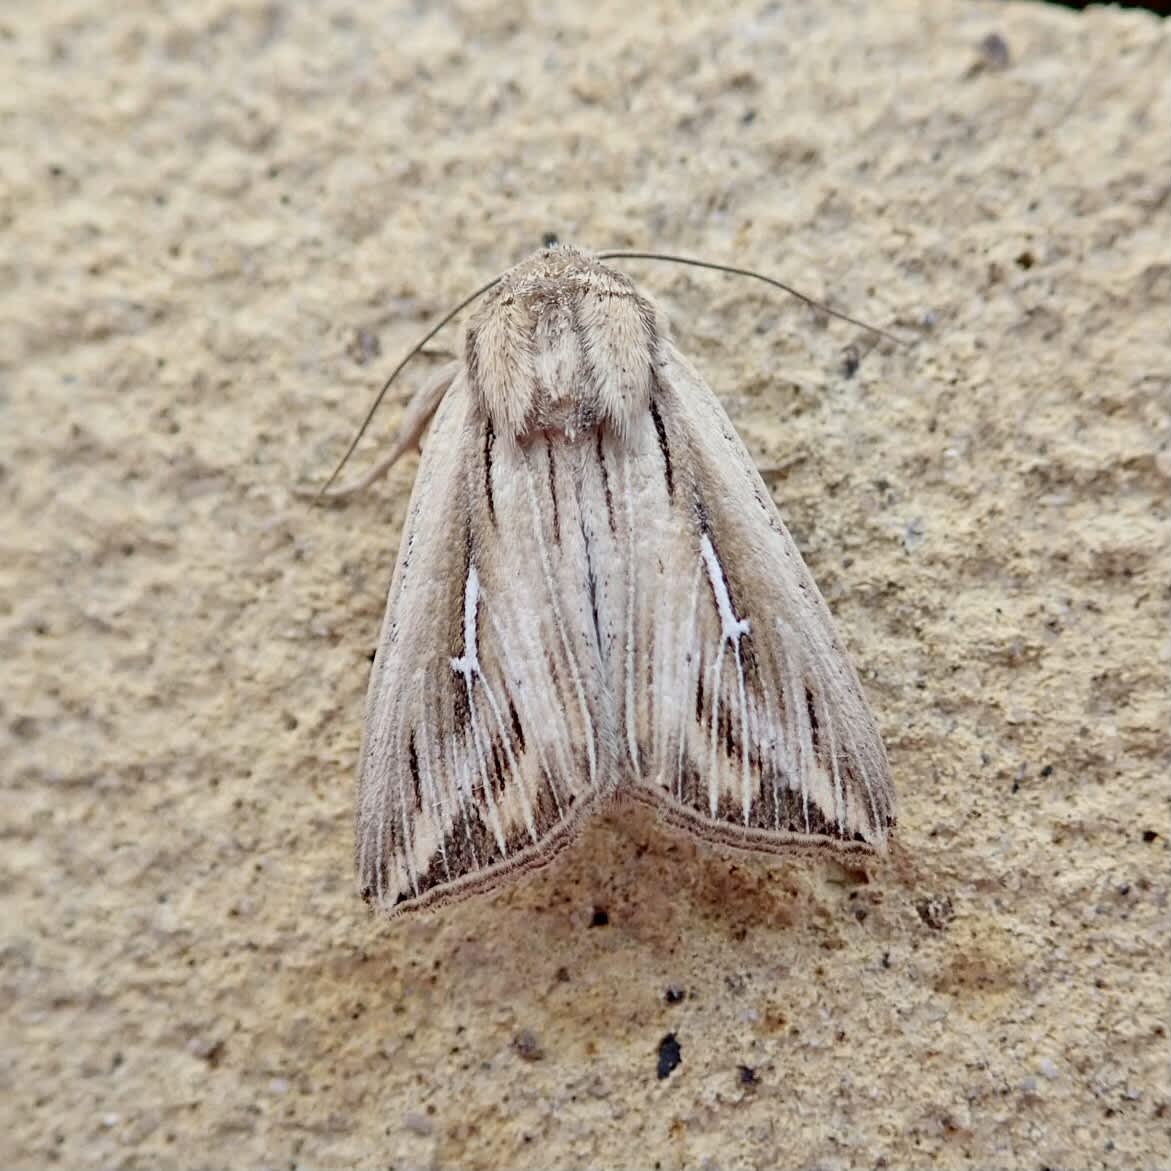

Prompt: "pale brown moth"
[323,245,894,917]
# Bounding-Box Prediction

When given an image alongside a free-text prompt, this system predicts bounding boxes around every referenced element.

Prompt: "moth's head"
[464,246,670,442]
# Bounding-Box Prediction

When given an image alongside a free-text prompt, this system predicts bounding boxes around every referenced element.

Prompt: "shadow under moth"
[321,244,895,918]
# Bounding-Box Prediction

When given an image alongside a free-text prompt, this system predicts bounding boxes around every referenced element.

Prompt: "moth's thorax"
[465,246,668,441]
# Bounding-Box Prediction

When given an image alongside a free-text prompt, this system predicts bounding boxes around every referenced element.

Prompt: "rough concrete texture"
[3,1,1168,1167]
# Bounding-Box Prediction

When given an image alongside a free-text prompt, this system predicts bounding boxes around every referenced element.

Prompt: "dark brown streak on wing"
[649,392,675,501]
[595,432,616,533]
[442,806,499,897]
[488,736,509,798]
[583,525,603,651]
[803,796,835,838]
[719,705,742,764]
[407,730,422,810]
[451,722,488,874]
[546,439,561,545]
[412,838,454,901]
[758,770,781,832]
[804,685,821,755]
[483,418,496,525]
[841,759,877,840]
[508,698,526,754]
[680,757,703,811]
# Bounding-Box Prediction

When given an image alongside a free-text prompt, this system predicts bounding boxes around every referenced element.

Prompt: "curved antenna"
[315,273,503,496]
[596,250,906,347]
[316,247,905,496]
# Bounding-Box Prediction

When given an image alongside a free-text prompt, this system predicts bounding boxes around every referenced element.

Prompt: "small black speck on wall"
[657,1033,682,1080]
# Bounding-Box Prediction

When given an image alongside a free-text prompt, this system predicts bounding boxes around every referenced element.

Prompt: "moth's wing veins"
[357,376,614,915]
[619,344,894,855]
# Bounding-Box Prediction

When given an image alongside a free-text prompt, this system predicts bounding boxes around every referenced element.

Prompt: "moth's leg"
[312,362,459,501]
[757,451,808,482]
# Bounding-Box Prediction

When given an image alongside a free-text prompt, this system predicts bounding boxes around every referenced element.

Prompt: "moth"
[336,245,894,916]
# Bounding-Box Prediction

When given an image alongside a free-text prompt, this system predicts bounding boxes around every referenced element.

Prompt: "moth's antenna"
[317,248,903,497]
[596,251,906,347]
[316,274,503,496]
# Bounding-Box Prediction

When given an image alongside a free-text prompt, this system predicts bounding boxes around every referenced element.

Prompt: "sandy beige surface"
[3,1,1169,1168]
